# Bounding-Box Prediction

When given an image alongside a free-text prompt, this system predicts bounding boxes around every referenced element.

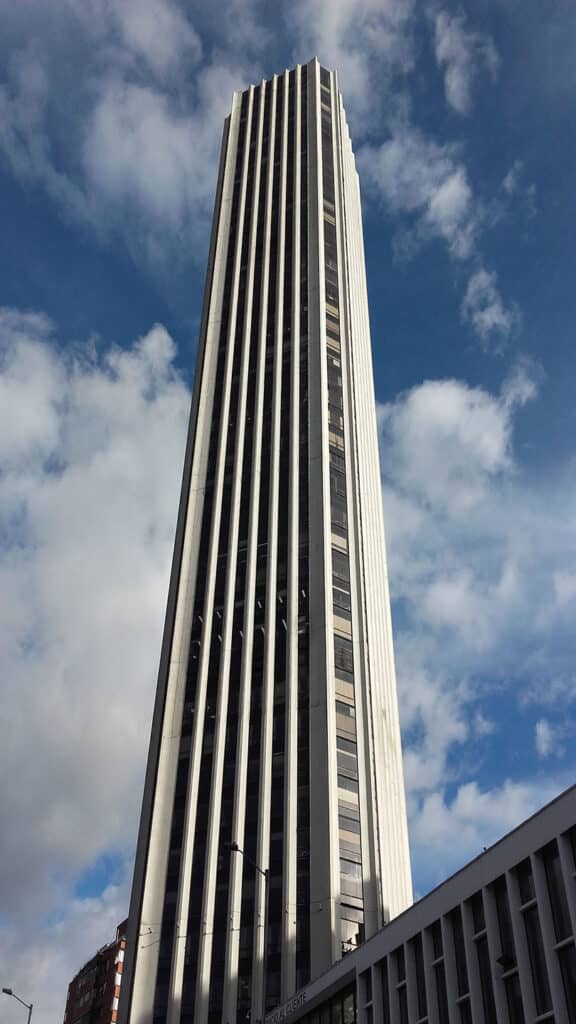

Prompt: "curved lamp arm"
[2,988,33,1024]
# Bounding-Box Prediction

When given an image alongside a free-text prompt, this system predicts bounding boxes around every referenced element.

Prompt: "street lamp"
[229,842,270,1024]
[2,989,33,1024]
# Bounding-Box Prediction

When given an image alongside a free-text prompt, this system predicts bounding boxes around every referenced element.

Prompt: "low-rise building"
[64,919,127,1024]
[265,786,576,1024]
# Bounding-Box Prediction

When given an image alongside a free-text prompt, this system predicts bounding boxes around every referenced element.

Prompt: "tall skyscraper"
[119,58,412,1024]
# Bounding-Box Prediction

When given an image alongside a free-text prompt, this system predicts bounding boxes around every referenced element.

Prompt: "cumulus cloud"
[473,711,496,737]
[378,371,532,514]
[3,318,568,1019]
[0,875,131,1024]
[0,0,520,337]
[431,9,500,115]
[534,716,572,760]
[461,266,520,343]
[378,369,576,878]
[411,778,562,889]
[0,0,260,268]
[522,674,576,709]
[553,570,576,606]
[110,0,203,78]
[359,127,479,260]
[397,636,469,796]
[0,39,90,224]
[360,130,521,342]
[81,61,244,254]
[502,160,523,195]
[337,6,519,340]
[535,718,554,757]
[0,307,189,1022]
[286,0,415,128]
[502,159,537,219]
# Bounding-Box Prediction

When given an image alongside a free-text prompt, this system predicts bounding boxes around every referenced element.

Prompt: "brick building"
[63,919,127,1024]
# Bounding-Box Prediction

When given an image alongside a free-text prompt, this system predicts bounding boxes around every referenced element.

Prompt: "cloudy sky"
[1,0,575,1020]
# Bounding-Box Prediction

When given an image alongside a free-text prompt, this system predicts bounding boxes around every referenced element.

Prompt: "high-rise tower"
[119,59,412,1024]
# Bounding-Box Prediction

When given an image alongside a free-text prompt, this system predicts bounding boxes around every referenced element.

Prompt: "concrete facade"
[118,59,411,1024]
[264,786,576,1024]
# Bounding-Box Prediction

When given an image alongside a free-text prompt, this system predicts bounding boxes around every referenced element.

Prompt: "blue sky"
[1,1,575,1020]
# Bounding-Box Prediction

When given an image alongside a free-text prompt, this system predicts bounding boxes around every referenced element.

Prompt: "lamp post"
[2,989,33,1024]
[229,842,270,1024]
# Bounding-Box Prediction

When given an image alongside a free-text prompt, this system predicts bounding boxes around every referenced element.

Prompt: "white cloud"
[0,309,62,462]
[432,9,500,115]
[378,374,528,515]
[111,0,203,78]
[461,266,520,343]
[0,39,91,224]
[0,874,131,1024]
[501,358,539,407]
[287,0,415,128]
[554,569,576,605]
[0,307,189,1022]
[378,369,576,874]
[0,0,520,336]
[535,718,554,757]
[336,8,519,336]
[379,367,568,652]
[502,161,537,218]
[424,166,476,258]
[414,779,552,851]
[82,67,236,242]
[473,710,496,737]
[359,127,479,260]
[502,159,523,195]
[358,115,521,340]
[397,636,469,795]
[0,0,261,268]
[411,778,561,888]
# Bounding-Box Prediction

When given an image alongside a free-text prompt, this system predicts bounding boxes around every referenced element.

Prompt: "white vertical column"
[506,869,538,1022]
[357,967,374,1024]
[483,885,508,1019]
[339,126,379,935]
[222,77,273,1024]
[332,76,380,946]
[557,830,576,937]
[440,915,460,1024]
[123,108,237,1024]
[371,958,385,1024]
[334,82,412,924]
[193,79,266,1024]
[308,57,339,978]
[422,929,439,1024]
[461,901,484,1022]
[281,63,301,1003]
[532,850,569,1021]
[251,69,289,1024]
[405,941,418,1022]
[167,87,254,1024]
[382,957,393,1024]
